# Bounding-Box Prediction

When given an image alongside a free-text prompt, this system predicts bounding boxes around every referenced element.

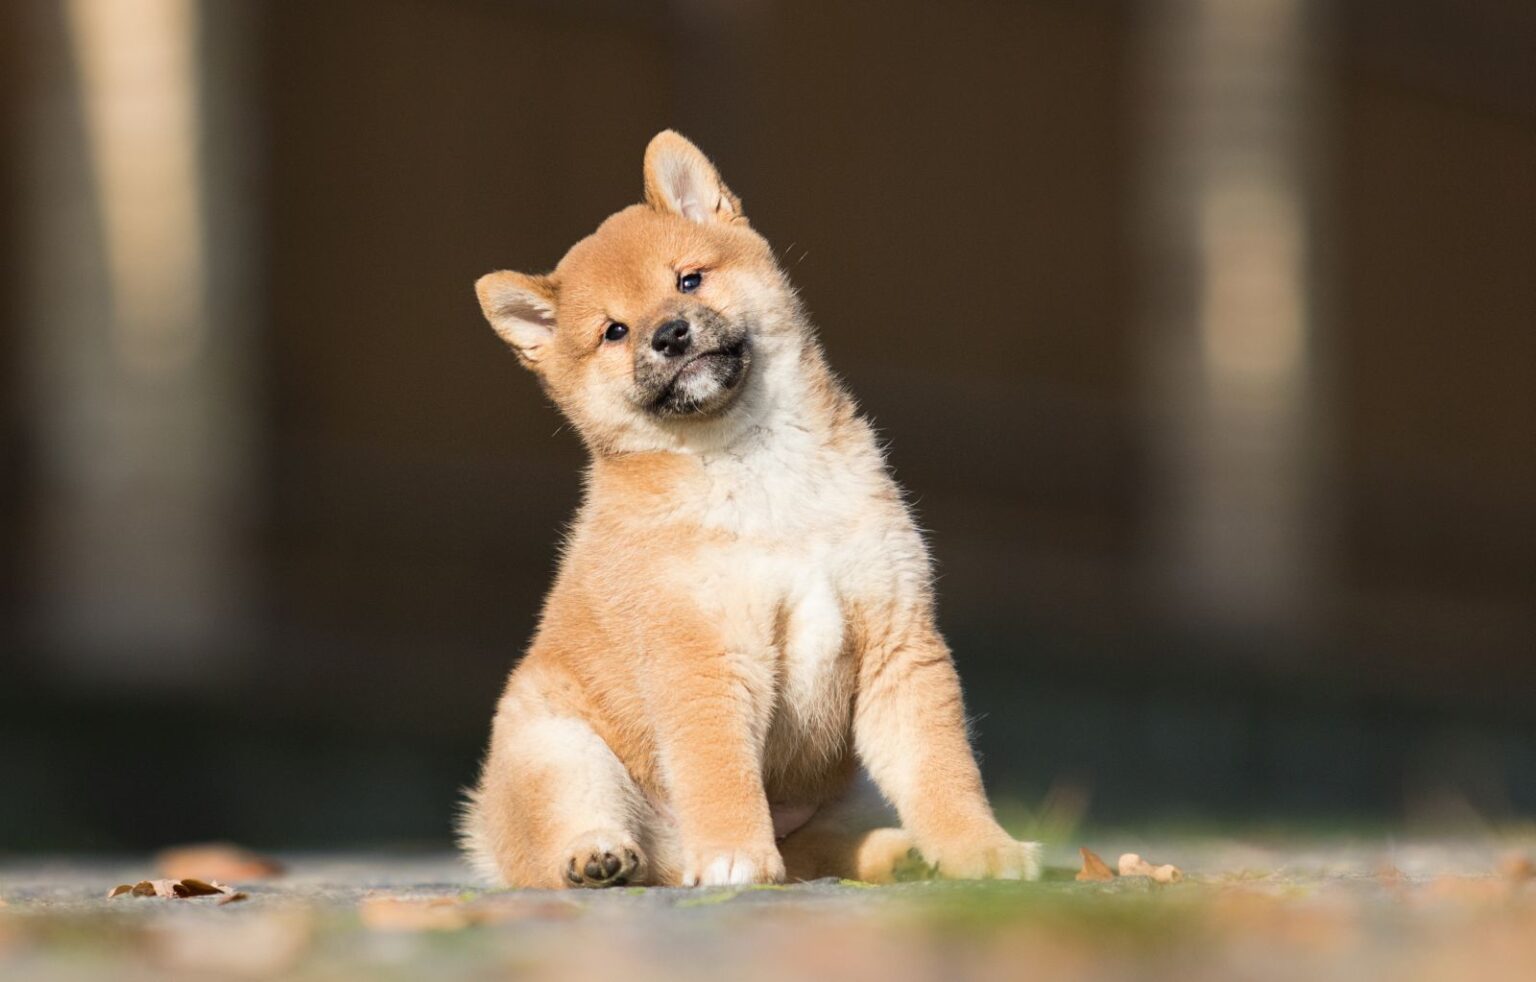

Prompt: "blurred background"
[1,0,1532,853]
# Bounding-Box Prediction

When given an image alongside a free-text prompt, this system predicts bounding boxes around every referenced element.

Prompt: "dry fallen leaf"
[469,895,583,924]
[1076,847,1116,882]
[1417,875,1510,906]
[1497,852,1534,884]
[157,843,284,882]
[146,911,311,977]
[1118,853,1183,884]
[359,897,472,932]
[358,894,582,932]
[108,878,242,901]
[1208,888,1360,952]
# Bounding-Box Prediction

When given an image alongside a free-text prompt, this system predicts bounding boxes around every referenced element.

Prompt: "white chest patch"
[780,567,846,724]
[679,416,927,789]
[759,553,857,786]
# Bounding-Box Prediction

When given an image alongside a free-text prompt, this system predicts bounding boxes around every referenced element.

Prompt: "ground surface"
[4,838,1536,980]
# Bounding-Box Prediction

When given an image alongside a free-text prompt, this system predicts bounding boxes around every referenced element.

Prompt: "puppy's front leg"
[854,624,1040,880]
[649,641,783,886]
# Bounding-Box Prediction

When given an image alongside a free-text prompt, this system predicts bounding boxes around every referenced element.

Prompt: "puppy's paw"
[929,837,1042,881]
[852,827,928,883]
[562,830,645,888]
[680,844,786,887]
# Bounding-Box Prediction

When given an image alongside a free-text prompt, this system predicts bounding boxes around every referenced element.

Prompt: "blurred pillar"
[19,0,259,687]
[1138,0,1331,638]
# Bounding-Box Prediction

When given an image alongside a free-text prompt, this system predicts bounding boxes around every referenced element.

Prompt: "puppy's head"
[477,131,799,453]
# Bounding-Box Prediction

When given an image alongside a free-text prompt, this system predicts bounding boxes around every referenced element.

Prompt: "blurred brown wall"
[1,0,1533,848]
[256,0,1141,726]
[1334,0,1536,681]
[256,0,1534,721]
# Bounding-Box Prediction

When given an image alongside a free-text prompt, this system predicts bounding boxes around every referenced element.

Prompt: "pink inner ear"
[662,159,712,222]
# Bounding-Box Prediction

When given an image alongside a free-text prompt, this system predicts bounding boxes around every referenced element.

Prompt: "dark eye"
[678,271,703,293]
[604,322,629,342]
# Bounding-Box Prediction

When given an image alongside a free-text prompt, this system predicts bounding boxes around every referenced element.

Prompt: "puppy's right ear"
[476,271,557,369]
[644,130,744,225]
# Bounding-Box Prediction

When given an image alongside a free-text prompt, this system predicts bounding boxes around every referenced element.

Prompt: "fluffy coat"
[462,131,1039,888]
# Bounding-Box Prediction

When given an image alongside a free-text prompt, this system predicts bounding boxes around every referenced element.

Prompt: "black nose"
[652,319,691,357]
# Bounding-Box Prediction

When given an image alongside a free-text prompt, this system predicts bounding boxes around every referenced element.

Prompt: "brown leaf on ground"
[108,878,242,901]
[146,911,311,976]
[157,843,284,882]
[1497,852,1535,883]
[1118,853,1183,884]
[1076,847,1115,882]
[359,897,473,932]
[358,894,582,932]
[470,895,583,924]
[1417,875,1510,907]
[1209,888,1361,951]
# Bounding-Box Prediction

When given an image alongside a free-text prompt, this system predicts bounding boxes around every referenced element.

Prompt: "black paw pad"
[566,846,642,888]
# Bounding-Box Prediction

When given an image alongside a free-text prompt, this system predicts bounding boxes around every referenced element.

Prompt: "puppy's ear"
[643,130,745,225]
[476,270,557,369]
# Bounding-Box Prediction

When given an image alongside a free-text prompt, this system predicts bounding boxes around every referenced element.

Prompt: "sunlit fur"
[462,131,1039,888]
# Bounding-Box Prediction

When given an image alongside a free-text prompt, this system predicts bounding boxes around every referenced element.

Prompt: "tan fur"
[462,131,1039,888]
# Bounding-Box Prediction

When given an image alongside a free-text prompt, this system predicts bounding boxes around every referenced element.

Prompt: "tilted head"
[476,131,807,455]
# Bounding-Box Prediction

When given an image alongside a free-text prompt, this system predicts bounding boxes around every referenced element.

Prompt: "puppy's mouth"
[651,339,751,417]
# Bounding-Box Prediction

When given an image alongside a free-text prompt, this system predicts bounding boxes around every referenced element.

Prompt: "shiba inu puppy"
[463,131,1039,888]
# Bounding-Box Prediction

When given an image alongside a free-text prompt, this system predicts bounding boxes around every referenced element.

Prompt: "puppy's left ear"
[476,270,558,370]
[643,130,746,225]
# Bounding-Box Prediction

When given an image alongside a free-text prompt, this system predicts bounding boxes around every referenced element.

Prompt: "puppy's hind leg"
[462,713,650,889]
[778,772,924,884]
